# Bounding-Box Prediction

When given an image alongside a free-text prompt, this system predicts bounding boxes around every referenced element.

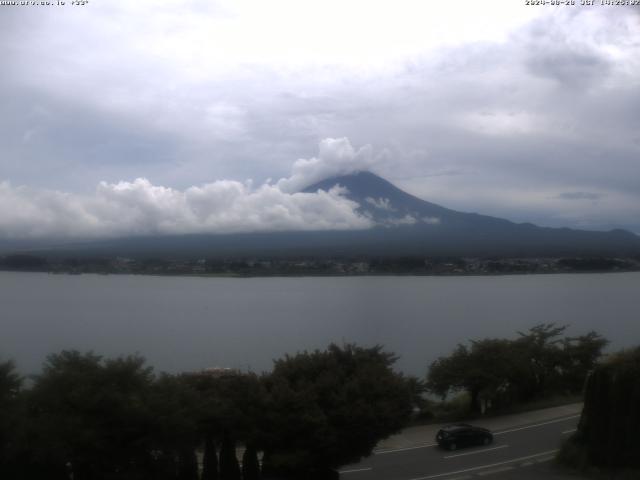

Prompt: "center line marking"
[444,444,508,459]
[375,443,437,454]
[339,467,372,474]
[477,466,514,476]
[408,449,559,480]
[562,428,577,435]
[375,414,580,456]
[493,415,580,435]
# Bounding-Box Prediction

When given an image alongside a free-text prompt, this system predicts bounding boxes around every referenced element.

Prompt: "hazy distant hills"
[5,171,640,259]
[299,171,640,257]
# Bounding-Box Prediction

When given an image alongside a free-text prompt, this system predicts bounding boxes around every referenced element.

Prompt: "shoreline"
[1,268,640,279]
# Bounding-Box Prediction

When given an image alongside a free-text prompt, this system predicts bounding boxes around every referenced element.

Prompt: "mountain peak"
[302,170,433,210]
[300,170,640,255]
[303,170,455,227]
[303,170,393,193]
[14,170,639,258]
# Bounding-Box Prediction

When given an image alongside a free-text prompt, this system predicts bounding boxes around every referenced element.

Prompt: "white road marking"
[493,415,580,436]
[535,456,555,463]
[562,428,577,435]
[375,414,579,456]
[339,467,373,474]
[407,449,559,480]
[477,466,514,476]
[375,443,437,454]
[444,445,508,459]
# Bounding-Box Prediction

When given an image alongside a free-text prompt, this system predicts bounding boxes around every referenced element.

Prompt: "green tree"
[201,433,219,480]
[26,351,155,480]
[260,343,413,478]
[0,360,21,403]
[560,331,608,393]
[184,369,265,446]
[0,360,22,478]
[427,325,607,413]
[183,369,266,480]
[178,448,199,480]
[147,373,201,479]
[563,346,640,470]
[219,432,241,480]
[242,444,261,480]
[427,339,515,413]
[426,344,469,400]
[513,323,569,400]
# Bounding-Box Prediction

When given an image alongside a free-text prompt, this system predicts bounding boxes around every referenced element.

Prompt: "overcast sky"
[1,0,639,238]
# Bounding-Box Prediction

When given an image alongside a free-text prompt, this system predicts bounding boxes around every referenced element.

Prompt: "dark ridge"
[2,171,639,259]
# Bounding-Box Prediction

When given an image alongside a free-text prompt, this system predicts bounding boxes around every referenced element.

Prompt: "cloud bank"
[276,138,380,193]
[0,139,375,239]
[1,3,640,233]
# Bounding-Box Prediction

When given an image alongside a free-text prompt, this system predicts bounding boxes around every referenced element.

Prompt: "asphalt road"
[339,414,581,480]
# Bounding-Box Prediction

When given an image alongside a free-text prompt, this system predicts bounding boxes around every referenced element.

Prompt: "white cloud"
[457,110,542,137]
[365,197,395,212]
[0,157,376,239]
[2,4,640,233]
[422,217,441,225]
[276,137,380,193]
[380,215,441,227]
[384,214,418,227]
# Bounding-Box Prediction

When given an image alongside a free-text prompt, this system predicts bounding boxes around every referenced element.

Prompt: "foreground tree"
[514,324,607,399]
[201,434,219,480]
[147,373,201,480]
[565,346,640,470]
[23,351,155,480]
[261,344,414,478]
[1,344,420,479]
[513,323,570,400]
[427,324,608,413]
[178,448,199,480]
[560,331,609,394]
[427,339,515,413]
[219,432,241,480]
[0,360,22,478]
[183,369,265,479]
[242,444,261,480]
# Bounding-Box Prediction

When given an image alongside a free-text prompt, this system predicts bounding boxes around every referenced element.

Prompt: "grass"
[410,392,583,426]
[479,393,583,418]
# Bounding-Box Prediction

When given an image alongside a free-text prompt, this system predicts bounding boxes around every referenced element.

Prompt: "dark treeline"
[0,344,417,480]
[2,253,640,276]
[0,326,610,479]
[426,324,608,414]
[560,346,640,473]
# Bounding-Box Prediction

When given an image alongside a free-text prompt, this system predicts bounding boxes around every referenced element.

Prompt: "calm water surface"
[1,272,639,376]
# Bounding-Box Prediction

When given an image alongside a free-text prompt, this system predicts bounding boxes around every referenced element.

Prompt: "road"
[339,411,581,480]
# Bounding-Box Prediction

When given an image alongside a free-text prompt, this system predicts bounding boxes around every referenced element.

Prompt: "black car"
[435,424,493,451]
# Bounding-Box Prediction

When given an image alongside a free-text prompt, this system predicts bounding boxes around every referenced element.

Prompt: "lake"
[1,271,639,377]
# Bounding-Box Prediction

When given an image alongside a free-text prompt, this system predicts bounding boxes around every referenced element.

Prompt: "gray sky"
[1,0,639,238]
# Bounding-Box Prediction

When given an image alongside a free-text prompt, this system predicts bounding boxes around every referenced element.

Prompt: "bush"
[558,346,640,478]
[556,435,588,471]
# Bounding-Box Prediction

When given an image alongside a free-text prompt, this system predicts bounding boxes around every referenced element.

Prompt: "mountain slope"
[300,171,640,256]
[304,171,513,228]
[6,171,640,259]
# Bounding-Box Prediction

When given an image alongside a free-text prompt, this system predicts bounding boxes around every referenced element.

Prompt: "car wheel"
[449,443,457,451]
